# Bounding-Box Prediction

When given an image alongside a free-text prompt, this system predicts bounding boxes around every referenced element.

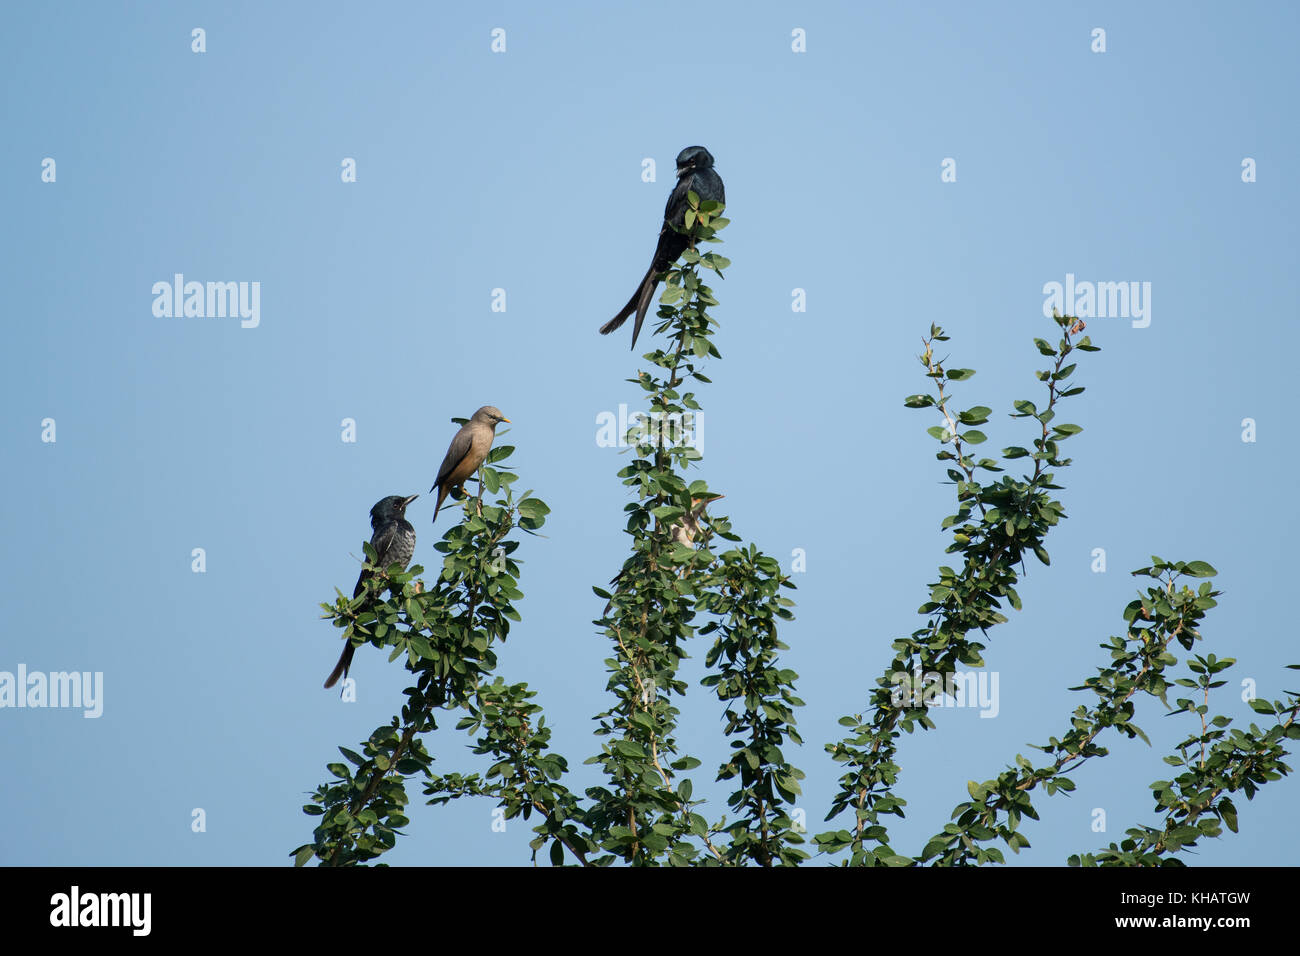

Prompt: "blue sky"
[2,1,1297,866]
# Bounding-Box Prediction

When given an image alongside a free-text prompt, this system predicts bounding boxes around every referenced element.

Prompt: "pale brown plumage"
[668,494,724,547]
[606,494,724,606]
[430,406,510,523]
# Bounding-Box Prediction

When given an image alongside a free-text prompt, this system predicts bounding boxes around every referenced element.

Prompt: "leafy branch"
[292,448,549,866]
[817,314,1097,865]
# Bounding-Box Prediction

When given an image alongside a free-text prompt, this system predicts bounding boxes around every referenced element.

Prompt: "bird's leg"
[477,473,484,516]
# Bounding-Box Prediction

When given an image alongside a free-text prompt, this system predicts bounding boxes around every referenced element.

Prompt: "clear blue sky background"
[3,1,1296,866]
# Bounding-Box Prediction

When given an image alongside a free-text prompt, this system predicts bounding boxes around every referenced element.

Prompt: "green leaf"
[921,837,951,861]
[517,498,551,521]
[409,634,434,660]
[613,739,646,758]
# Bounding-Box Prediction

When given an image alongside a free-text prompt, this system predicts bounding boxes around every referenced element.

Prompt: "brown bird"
[607,493,724,590]
[603,494,725,618]
[430,406,510,523]
[668,493,725,547]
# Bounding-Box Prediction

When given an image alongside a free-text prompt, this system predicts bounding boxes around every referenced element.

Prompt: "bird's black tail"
[600,265,658,346]
[323,641,355,690]
[627,274,659,350]
[599,282,642,335]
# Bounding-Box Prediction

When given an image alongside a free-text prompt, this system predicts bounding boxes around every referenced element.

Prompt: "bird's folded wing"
[435,428,474,487]
[370,522,402,568]
[664,173,692,221]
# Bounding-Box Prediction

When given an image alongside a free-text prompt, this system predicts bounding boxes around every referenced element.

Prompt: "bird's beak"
[499,417,511,424]
[676,165,692,178]
[402,494,420,507]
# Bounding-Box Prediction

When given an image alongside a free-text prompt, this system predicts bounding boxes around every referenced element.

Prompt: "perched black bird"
[600,145,726,349]
[324,494,419,689]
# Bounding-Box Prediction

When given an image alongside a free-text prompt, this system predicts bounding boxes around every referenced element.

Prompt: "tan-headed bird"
[430,406,510,523]
[669,493,725,547]
[605,493,725,612]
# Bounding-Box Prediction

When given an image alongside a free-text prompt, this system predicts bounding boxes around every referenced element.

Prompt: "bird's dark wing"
[352,527,390,598]
[370,521,404,569]
[663,171,693,224]
[698,167,724,206]
[650,169,706,273]
[600,170,707,343]
[433,426,474,489]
